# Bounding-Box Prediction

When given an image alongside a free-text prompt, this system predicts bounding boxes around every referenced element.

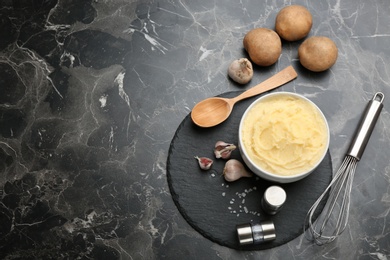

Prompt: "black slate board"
[167,91,333,250]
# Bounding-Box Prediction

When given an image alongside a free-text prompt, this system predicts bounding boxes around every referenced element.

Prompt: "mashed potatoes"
[241,94,328,176]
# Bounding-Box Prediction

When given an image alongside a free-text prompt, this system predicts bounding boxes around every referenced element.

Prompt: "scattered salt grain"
[223,182,260,218]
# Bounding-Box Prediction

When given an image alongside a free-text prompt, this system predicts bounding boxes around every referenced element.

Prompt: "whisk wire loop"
[304,156,358,245]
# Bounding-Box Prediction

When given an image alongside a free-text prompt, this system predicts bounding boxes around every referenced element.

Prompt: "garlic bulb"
[228,58,254,84]
[223,159,253,182]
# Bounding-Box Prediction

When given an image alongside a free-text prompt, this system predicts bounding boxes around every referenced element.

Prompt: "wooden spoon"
[191,65,298,127]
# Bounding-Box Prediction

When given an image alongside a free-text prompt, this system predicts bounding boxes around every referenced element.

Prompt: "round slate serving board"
[167,91,333,250]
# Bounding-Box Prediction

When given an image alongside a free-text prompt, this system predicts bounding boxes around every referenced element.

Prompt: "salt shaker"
[261,185,286,215]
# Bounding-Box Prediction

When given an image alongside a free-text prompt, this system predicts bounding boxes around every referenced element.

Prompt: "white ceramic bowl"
[238,92,330,183]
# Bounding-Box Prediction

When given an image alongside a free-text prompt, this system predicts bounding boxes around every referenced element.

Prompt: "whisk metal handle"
[347,92,384,160]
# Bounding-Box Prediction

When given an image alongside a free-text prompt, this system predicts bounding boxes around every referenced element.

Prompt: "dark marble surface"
[0,0,389,259]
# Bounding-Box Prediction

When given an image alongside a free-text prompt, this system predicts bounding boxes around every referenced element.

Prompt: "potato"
[243,28,282,66]
[275,5,312,41]
[298,36,338,72]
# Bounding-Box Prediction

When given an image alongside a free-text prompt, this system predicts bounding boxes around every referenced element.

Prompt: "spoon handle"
[232,65,298,102]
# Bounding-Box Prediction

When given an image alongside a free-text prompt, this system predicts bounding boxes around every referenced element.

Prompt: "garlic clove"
[223,159,252,182]
[194,156,213,170]
[214,141,237,159]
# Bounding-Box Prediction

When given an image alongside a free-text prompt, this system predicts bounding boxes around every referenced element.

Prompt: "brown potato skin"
[243,28,282,66]
[298,36,338,72]
[275,5,313,41]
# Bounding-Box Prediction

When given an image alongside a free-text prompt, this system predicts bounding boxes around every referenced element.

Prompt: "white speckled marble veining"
[0,0,389,259]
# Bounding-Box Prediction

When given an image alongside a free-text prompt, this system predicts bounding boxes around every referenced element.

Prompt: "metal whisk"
[304,92,384,245]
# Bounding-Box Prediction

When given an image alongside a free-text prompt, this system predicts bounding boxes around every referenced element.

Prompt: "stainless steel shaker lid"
[260,220,276,242]
[236,223,253,245]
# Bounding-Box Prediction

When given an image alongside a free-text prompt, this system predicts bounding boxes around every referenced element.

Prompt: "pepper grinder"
[236,220,276,245]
